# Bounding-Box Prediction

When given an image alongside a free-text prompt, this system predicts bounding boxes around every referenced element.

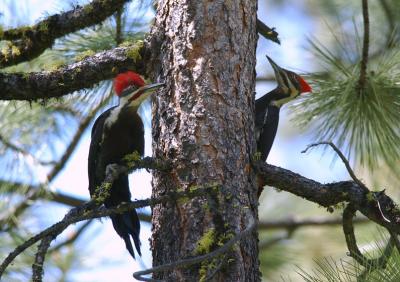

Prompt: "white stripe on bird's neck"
[104,93,150,129]
[104,96,135,129]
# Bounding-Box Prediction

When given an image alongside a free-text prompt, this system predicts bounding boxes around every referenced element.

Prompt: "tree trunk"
[147,0,259,280]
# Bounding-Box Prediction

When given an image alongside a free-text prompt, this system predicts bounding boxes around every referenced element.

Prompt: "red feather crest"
[114,71,145,96]
[298,76,312,93]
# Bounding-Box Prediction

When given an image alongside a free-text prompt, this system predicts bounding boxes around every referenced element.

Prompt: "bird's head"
[114,71,164,108]
[266,56,311,107]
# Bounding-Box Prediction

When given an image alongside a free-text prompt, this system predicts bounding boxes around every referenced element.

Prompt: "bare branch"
[258,216,369,250]
[132,214,256,282]
[0,42,145,101]
[302,141,367,189]
[0,0,130,67]
[32,235,54,282]
[0,181,216,277]
[256,163,400,234]
[357,0,370,94]
[342,204,394,269]
[302,142,394,226]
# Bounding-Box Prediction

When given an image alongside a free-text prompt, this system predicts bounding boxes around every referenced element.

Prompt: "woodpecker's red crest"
[295,74,312,93]
[266,56,312,96]
[114,71,145,97]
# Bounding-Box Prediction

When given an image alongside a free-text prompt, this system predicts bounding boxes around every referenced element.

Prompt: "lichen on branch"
[0,42,146,101]
[0,0,131,67]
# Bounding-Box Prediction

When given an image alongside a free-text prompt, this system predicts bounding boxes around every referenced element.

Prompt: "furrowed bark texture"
[148,0,259,281]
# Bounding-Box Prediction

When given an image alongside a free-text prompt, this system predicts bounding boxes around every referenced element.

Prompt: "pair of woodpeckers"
[87,56,312,259]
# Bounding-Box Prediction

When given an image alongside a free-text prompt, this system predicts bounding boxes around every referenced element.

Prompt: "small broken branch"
[302,141,366,189]
[256,19,280,44]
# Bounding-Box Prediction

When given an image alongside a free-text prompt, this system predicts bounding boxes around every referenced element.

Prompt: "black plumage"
[255,88,289,161]
[88,105,144,258]
[255,56,311,162]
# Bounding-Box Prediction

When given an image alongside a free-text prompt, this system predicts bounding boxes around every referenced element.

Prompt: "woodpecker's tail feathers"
[110,209,141,259]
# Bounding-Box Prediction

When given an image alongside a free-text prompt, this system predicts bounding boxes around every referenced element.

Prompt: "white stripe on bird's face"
[272,70,300,108]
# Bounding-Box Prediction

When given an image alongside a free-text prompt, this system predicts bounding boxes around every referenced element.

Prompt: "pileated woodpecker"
[88,71,164,259]
[255,56,312,162]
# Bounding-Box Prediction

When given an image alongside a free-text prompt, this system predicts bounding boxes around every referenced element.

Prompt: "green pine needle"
[291,46,400,171]
[295,229,400,282]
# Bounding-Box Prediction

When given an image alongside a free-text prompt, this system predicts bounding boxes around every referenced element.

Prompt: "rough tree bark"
[146,0,259,281]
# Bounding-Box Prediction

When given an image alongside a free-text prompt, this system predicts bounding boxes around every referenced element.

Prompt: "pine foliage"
[291,27,400,172]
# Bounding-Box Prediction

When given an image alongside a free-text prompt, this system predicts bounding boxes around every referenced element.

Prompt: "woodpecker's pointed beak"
[127,82,165,108]
[137,82,166,95]
[266,55,286,88]
[266,56,281,73]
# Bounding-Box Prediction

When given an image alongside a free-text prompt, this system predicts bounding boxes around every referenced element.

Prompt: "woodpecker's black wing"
[255,89,282,162]
[87,106,142,259]
[88,107,114,196]
[257,105,280,161]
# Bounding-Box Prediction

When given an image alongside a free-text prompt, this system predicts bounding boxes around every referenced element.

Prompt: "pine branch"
[32,235,54,282]
[302,142,367,189]
[0,41,146,101]
[0,182,218,278]
[342,204,395,269]
[2,155,399,279]
[0,0,130,67]
[256,163,400,234]
[0,156,163,231]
